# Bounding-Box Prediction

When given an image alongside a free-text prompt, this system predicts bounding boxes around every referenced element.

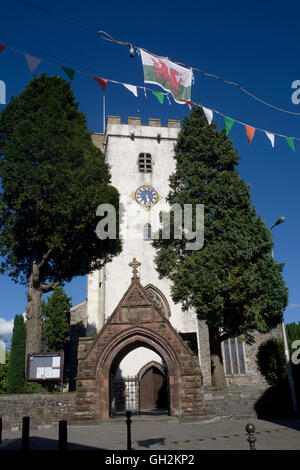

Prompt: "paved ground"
[0,417,300,450]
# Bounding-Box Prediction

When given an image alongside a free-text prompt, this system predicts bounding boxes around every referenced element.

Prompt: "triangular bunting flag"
[93,76,107,92]
[245,125,255,144]
[265,132,275,148]
[0,45,6,54]
[286,136,295,152]
[224,116,235,136]
[61,67,75,81]
[179,99,195,105]
[123,84,138,97]
[24,54,41,73]
[151,90,164,104]
[202,106,213,125]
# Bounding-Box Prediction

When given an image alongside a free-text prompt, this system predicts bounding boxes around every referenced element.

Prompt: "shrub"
[7,315,26,393]
[25,381,45,393]
[256,338,286,385]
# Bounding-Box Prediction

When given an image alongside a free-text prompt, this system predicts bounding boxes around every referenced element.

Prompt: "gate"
[110,375,139,416]
[110,370,170,417]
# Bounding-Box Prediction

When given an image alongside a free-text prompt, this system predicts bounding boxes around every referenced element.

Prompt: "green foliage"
[286,322,300,402]
[153,107,288,340]
[0,73,121,285]
[153,107,288,385]
[286,322,300,350]
[42,286,71,352]
[0,74,122,352]
[7,315,26,393]
[25,381,45,393]
[256,339,286,385]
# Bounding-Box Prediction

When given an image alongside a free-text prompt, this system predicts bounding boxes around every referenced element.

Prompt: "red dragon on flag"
[151,57,183,96]
[140,49,193,104]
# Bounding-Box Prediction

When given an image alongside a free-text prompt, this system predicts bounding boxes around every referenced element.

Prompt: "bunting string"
[0,38,299,151]
[8,1,300,116]
[97,31,300,117]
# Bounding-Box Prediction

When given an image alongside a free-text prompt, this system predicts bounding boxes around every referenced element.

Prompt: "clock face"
[134,185,160,209]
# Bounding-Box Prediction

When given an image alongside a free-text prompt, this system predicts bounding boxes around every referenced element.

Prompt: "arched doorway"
[139,363,169,412]
[75,269,205,422]
[108,343,171,417]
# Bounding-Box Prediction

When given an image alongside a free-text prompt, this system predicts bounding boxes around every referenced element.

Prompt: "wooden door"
[140,367,153,410]
[140,367,168,410]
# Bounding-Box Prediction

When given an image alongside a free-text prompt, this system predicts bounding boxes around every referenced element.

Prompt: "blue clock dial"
[135,185,159,208]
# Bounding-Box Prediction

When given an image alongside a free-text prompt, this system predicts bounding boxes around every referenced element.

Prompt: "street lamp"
[270,216,286,230]
[270,217,298,416]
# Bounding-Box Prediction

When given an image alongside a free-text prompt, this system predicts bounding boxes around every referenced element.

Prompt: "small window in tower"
[144,223,152,240]
[138,153,152,173]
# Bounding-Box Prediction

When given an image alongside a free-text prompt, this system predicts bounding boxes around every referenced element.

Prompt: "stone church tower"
[70,116,280,418]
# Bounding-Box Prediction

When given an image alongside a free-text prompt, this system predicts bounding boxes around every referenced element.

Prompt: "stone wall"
[70,301,86,326]
[0,384,292,430]
[0,393,76,431]
[197,320,211,386]
[225,327,282,386]
[204,383,293,419]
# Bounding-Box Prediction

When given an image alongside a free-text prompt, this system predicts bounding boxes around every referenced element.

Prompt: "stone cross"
[129,258,141,280]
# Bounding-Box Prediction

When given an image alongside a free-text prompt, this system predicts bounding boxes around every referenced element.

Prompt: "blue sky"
[0,0,299,336]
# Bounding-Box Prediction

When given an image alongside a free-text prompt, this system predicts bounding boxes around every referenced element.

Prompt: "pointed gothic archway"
[74,259,206,422]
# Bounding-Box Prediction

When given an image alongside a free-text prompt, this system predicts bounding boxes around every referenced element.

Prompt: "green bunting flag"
[224,116,235,136]
[151,90,164,104]
[286,136,295,152]
[61,67,76,81]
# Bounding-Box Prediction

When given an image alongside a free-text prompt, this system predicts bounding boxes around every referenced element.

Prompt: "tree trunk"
[209,330,227,388]
[25,258,42,356]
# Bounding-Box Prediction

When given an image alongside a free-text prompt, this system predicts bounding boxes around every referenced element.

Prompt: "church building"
[70,116,279,421]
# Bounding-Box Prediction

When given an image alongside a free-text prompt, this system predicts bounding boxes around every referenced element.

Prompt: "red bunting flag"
[0,45,6,53]
[245,125,255,144]
[93,76,107,92]
[179,99,195,105]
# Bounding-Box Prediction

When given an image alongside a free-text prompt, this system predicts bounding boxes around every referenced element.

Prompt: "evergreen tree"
[286,321,300,402]
[153,107,288,387]
[7,315,26,393]
[0,74,122,355]
[42,286,71,352]
[286,322,300,350]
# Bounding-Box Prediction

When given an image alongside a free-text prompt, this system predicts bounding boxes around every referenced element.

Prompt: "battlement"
[91,116,181,150]
[106,116,181,128]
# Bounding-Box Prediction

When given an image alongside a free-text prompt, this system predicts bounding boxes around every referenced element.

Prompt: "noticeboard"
[26,352,64,382]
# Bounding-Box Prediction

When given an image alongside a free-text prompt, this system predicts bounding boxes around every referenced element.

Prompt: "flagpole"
[103,95,106,133]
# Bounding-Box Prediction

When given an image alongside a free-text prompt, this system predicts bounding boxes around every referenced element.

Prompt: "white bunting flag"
[123,84,138,97]
[202,106,213,125]
[24,54,41,73]
[266,131,275,148]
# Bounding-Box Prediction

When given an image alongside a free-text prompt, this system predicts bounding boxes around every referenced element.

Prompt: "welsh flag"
[140,49,193,104]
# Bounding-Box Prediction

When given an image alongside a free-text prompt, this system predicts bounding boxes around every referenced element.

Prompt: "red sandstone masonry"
[74,278,206,422]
